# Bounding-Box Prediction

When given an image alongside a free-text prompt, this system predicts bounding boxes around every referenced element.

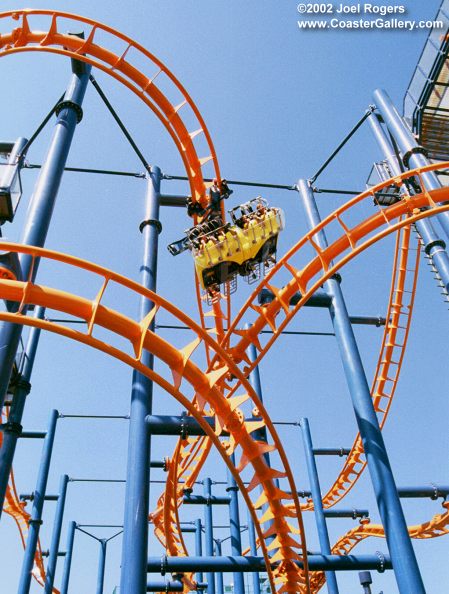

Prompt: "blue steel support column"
[296,179,425,594]
[120,168,161,594]
[373,88,449,240]
[245,326,277,550]
[60,521,76,594]
[96,539,107,594]
[195,519,204,592]
[203,478,216,594]
[214,540,224,594]
[246,508,261,594]
[0,59,91,414]
[0,306,45,517]
[368,107,449,291]
[226,454,245,594]
[44,474,70,594]
[245,328,270,461]
[17,409,59,594]
[299,418,339,594]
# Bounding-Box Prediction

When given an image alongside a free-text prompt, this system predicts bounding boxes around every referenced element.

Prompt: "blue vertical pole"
[213,540,224,594]
[195,519,204,593]
[226,454,245,594]
[245,327,275,550]
[245,327,270,459]
[246,508,261,594]
[120,168,161,594]
[299,418,338,594]
[17,408,59,594]
[373,88,449,240]
[203,478,216,594]
[44,474,70,594]
[0,306,45,517]
[0,58,91,414]
[96,539,107,594]
[60,521,76,594]
[296,179,425,594]
[368,107,449,291]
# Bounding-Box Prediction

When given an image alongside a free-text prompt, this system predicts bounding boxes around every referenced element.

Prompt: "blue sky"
[0,1,448,593]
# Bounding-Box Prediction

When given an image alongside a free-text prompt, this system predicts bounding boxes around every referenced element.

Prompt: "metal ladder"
[413,225,449,307]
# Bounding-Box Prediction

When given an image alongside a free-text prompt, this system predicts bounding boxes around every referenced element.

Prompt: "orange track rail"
[0,242,310,593]
[0,165,449,591]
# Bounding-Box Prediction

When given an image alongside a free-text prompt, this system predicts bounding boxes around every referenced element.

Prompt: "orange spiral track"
[1,10,448,592]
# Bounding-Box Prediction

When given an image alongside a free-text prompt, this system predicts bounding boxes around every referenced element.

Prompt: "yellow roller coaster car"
[167,197,285,295]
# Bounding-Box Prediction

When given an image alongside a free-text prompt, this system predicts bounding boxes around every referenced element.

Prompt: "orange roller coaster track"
[0,242,311,594]
[1,9,448,592]
[1,164,449,592]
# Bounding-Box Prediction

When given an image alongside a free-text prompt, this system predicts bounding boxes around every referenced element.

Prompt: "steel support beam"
[246,508,261,594]
[0,59,91,414]
[226,453,245,594]
[148,554,392,573]
[324,509,369,519]
[146,414,224,437]
[245,324,276,550]
[297,179,425,594]
[44,474,70,594]
[149,460,167,469]
[195,519,204,593]
[17,409,59,594]
[313,448,351,457]
[159,194,187,207]
[300,418,339,594]
[96,540,107,594]
[259,289,385,326]
[60,521,76,594]
[19,431,47,439]
[120,168,161,594]
[20,493,59,501]
[0,307,44,516]
[214,540,224,594]
[398,485,449,499]
[146,582,183,592]
[183,495,231,506]
[203,478,216,594]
